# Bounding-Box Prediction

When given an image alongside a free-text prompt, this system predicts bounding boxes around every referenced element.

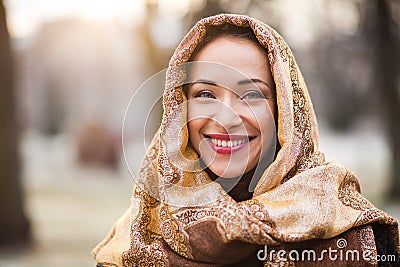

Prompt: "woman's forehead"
[187,36,272,86]
[191,36,268,66]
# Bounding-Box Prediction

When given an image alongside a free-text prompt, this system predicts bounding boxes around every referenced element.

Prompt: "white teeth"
[210,138,249,147]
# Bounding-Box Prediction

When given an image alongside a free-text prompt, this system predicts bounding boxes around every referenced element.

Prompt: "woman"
[92,14,399,266]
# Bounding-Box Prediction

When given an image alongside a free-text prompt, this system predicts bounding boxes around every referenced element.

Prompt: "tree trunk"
[370,0,400,201]
[0,0,30,246]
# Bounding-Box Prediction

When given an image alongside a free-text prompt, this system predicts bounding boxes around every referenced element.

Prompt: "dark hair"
[189,23,266,61]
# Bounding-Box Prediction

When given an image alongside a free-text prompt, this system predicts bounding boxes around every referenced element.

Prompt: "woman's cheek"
[187,118,204,152]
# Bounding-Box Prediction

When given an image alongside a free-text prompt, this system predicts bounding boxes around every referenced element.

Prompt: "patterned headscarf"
[92,14,398,266]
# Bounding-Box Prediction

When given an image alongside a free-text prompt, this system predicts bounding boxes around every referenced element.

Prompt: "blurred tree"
[365,0,400,201]
[311,0,400,202]
[309,2,366,130]
[0,0,30,246]
[188,0,226,23]
[141,0,170,73]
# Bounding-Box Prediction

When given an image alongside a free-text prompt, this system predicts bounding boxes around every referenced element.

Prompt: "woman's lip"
[206,138,249,154]
[205,133,253,141]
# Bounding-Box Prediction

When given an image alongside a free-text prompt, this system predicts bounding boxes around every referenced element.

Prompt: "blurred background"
[0,0,399,266]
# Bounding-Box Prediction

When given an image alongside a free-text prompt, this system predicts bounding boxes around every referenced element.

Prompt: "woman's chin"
[208,165,247,178]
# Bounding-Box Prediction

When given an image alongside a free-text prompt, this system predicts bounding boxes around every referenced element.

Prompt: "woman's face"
[187,36,276,178]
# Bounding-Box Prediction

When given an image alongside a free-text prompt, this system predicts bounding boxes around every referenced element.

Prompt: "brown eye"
[196,90,216,99]
[242,91,265,100]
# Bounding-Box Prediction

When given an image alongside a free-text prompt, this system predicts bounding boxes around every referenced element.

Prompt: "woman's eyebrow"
[193,78,270,87]
[192,79,218,86]
[237,78,270,87]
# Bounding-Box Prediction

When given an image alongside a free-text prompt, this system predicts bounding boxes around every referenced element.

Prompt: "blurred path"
[0,132,133,267]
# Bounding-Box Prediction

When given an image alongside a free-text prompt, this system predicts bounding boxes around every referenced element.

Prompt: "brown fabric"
[92,14,399,266]
[282,225,378,266]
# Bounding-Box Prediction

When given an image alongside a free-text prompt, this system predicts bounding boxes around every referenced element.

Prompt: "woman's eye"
[195,90,215,99]
[242,91,265,100]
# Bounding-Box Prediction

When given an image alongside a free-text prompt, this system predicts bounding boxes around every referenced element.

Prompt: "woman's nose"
[213,99,243,130]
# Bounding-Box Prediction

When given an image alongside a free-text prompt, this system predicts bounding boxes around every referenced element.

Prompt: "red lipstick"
[205,134,252,154]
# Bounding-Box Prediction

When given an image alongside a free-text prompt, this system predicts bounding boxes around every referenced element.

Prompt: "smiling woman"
[92,14,399,266]
[186,28,277,196]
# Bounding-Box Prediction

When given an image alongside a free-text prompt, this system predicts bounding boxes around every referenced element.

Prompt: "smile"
[210,138,248,148]
[204,134,253,154]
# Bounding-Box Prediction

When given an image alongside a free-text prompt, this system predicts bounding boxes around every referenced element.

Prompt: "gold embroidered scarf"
[92,14,399,266]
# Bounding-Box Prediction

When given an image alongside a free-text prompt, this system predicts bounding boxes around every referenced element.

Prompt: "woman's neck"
[205,168,257,202]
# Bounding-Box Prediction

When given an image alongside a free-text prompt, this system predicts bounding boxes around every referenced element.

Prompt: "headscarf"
[92,14,399,266]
